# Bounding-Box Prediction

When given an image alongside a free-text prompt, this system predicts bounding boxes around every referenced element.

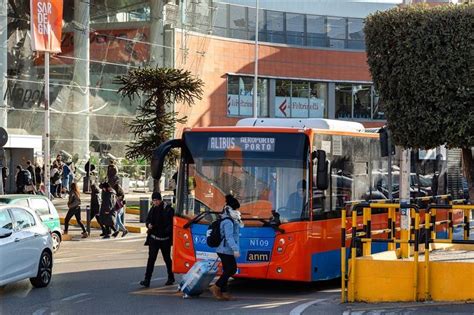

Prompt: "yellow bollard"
[430,209,436,241]
[349,209,357,302]
[424,212,430,301]
[362,207,371,256]
[341,209,347,303]
[413,212,420,301]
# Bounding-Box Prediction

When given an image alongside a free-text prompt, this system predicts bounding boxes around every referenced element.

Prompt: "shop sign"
[275,97,324,118]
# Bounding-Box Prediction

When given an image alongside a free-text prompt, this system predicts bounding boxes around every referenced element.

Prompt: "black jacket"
[90,186,101,215]
[146,203,174,239]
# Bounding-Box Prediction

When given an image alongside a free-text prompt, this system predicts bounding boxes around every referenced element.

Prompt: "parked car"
[0,205,53,288]
[0,195,62,252]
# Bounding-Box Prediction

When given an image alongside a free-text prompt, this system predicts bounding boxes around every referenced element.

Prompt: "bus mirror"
[315,150,329,190]
[151,139,182,181]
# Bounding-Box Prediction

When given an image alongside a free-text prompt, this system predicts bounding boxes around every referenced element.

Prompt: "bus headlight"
[278,238,285,245]
[277,247,283,253]
[185,242,190,248]
[276,267,283,273]
[183,233,189,240]
[185,262,190,268]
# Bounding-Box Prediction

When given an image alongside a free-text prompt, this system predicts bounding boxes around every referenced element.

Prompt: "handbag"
[24,184,35,193]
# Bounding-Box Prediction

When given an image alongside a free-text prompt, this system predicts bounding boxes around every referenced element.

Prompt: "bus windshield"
[178,132,309,224]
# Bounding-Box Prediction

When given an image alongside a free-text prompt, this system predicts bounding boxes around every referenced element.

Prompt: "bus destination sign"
[208,137,275,152]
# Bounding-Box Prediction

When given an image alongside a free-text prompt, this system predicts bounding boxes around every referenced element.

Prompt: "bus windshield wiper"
[183,211,221,229]
[241,217,285,234]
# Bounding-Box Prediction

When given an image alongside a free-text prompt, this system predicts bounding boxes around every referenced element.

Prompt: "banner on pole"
[30,0,63,53]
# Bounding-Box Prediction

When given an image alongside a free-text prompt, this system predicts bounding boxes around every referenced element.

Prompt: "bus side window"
[312,162,325,220]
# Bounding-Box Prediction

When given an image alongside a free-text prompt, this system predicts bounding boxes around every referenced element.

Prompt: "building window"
[229,5,247,40]
[327,17,346,49]
[227,75,268,117]
[335,84,353,119]
[266,10,285,44]
[307,15,327,47]
[275,80,327,118]
[372,88,384,120]
[336,83,380,119]
[286,13,305,46]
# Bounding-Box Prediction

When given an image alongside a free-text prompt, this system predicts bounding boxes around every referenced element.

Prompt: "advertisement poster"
[30,0,63,52]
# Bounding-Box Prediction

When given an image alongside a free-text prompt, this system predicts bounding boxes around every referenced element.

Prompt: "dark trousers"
[64,207,86,234]
[145,239,173,280]
[216,253,237,293]
[94,214,106,233]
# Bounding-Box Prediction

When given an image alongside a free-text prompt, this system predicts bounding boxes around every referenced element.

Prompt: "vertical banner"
[30,0,63,52]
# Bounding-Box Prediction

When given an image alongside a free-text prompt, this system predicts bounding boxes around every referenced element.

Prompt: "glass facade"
[206,2,366,50]
[2,0,159,185]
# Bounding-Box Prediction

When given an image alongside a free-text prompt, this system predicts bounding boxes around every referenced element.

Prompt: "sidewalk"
[52,190,174,235]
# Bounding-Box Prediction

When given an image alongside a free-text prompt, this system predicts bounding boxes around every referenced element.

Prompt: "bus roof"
[236,118,365,133]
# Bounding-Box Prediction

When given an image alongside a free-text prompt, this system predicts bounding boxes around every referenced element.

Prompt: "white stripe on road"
[32,308,47,315]
[74,297,94,304]
[61,293,90,301]
[289,299,327,315]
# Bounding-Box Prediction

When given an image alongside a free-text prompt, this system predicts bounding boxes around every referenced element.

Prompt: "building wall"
[174,31,378,136]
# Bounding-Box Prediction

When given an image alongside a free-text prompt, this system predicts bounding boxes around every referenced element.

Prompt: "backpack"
[206,217,232,248]
[21,170,32,185]
[51,171,60,183]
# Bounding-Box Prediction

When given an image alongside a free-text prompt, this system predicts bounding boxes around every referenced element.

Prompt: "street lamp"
[252,0,259,118]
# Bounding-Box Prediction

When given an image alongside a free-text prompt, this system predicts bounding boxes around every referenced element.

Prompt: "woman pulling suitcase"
[209,194,242,301]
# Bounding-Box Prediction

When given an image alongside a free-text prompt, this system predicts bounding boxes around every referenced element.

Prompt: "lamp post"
[252,0,259,118]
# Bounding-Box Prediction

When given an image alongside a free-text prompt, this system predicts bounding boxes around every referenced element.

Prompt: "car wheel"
[30,250,53,288]
[51,232,61,253]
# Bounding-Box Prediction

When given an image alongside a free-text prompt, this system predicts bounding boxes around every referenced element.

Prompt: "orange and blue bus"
[152,118,395,282]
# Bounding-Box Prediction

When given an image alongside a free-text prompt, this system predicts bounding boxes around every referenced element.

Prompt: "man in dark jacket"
[140,192,175,288]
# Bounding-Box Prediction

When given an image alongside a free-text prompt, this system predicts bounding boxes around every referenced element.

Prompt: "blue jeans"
[115,207,126,232]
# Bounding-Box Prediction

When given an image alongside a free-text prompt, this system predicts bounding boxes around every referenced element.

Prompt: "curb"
[59,217,147,234]
[126,207,140,215]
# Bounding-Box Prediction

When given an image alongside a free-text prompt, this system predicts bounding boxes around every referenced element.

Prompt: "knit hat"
[225,194,240,210]
[151,191,162,200]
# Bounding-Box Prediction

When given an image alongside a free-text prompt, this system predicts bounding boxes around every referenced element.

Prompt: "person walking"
[99,182,118,239]
[50,163,61,198]
[2,166,8,193]
[64,182,88,238]
[34,163,42,191]
[15,165,29,194]
[209,195,242,301]
[112,183,128,237]
[107,160,119,186]
[26,160,35,187]
[140,192,175,288]
[90,183,106,236]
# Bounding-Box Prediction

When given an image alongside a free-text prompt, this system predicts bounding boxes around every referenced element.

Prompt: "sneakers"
[81,232,88,238]
[121,230,129,237]
[112,231,120,238]
[102,234,110,239]
[165,277,175,286]
[209,285,224,300]
[140,279,150,288]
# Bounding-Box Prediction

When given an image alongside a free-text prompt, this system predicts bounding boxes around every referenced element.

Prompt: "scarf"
[224,205,244,227]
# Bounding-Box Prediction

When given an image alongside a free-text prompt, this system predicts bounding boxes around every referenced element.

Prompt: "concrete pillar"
[150,0,165,68]
[72,0,90,160]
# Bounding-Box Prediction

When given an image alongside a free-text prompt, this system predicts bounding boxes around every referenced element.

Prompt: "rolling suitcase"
[178,259,219,298]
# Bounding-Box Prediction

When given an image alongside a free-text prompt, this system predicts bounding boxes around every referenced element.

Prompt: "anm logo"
[246,251,270,262]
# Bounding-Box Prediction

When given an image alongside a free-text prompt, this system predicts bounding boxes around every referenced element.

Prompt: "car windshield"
[178,132,309,224]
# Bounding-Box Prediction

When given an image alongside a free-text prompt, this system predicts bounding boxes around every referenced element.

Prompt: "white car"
[0,205,53,288]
